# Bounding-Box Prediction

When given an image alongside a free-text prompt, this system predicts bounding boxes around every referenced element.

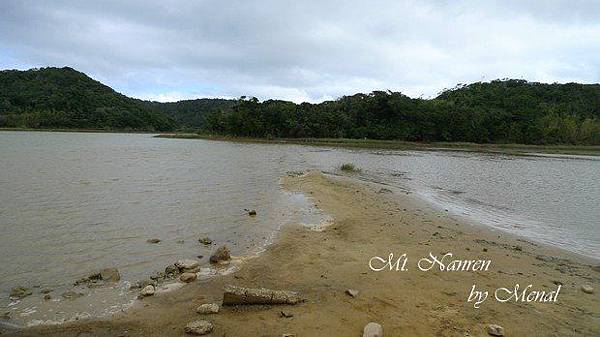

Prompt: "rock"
[100,268,121,282]
[377,188,392,194]
[280,310,293,318]
[130,279,156,290]
[180,273,197,283]
[346,289,359,298]
[43,294,52,300]
[210,245,231,264]
[176,240,185,244]
[195,303,220,314]
[282,334,295,337]
[581,284,594,294]
[486,324,505,336]
[165,264,179,276]
[247,209,257,216]
[61,290,84,299]
[223,285,301,305]
[535,255,555,262]
[198,237,213,245]
[10,286,32,299]
[147,238,161,244]
[175,259,200,273]
[140,285,155,297]
[363,322,383,337]
[184,320,213,335]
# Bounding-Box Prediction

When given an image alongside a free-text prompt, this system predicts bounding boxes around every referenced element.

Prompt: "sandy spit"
[4,171,599,336]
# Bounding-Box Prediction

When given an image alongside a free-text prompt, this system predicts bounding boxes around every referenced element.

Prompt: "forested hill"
[206,80,600,145]
[1,67,599,145]
[0,67,235,131]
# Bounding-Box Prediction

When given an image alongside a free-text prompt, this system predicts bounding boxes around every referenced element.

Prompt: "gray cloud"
[1,0,600,102]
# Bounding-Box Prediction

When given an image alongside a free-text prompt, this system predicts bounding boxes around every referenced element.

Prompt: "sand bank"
[4,171,599,336]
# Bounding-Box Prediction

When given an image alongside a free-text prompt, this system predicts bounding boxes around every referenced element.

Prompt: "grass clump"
[340,163,360,172]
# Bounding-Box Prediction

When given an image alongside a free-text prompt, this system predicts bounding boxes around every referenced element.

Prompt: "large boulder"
[222,285,301,305]
[209,246,231,264]
[184,320,213,335]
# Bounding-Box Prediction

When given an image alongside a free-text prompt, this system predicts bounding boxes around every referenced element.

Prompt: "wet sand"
[4,171,599,336]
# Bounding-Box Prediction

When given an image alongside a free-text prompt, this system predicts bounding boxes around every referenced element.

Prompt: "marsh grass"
[340,163,360,172]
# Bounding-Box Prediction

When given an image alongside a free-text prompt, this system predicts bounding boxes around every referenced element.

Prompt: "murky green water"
[1,131,598,326]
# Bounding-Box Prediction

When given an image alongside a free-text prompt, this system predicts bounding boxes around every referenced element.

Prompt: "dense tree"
[206,80,600,145]
[2,68,599,144]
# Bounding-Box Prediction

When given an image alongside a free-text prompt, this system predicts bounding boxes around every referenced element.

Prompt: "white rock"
[346,289,359,298]
[184,320,213,335]
[581,284,594,294]
[195,303,220,314]
[175,259,200,272]
[363,322,383,337]
[487,324,505,336]
[140,285,155,297]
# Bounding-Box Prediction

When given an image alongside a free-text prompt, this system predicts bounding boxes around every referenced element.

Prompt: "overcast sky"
[1,1,599,103]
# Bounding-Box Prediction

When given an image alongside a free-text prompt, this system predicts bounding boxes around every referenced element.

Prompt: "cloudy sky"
[1,1,599,103]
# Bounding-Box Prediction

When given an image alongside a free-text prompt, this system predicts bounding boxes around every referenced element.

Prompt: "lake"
[1,131,598,326]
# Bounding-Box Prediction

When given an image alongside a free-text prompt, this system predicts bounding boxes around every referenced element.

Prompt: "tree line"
[1,68,599,144]
[206,80,600,145]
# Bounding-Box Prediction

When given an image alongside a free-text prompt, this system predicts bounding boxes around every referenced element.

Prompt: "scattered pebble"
[487,324,505,336]
[147,238,161,244]
[184,320,213,335]
[280,311,294,318]
[581,284,594,294]
[195,303,220,314]
[363,322,383,337]
[198,237,213,245]
[43,294,52,300]
[346,289,359,298]
[140,285,155,297]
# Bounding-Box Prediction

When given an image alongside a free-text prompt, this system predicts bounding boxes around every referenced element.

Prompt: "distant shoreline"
[2,128,599,156]
[155,133,600,156]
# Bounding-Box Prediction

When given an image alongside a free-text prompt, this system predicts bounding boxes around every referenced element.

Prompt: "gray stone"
[175,259,200,272]
[487,324,505,336]
[100,268,121,282]
[184,320,213,335]
[147,238,161,244]
[195,303,220,314]
[363,322,383,337]
[581,284,594,294]
[180,272,197,283]
[209,245,231,264]
[140,285,155,297]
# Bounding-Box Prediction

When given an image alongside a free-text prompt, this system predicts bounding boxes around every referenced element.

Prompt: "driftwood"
[222,285,301,305]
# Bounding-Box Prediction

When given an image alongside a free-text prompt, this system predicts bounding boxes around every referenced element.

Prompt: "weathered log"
[222,285,301,305]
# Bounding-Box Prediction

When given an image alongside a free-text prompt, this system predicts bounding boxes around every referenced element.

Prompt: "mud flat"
[3,171,599,336]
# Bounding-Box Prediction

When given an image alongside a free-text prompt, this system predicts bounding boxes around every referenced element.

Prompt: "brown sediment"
[5,171,599,336]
